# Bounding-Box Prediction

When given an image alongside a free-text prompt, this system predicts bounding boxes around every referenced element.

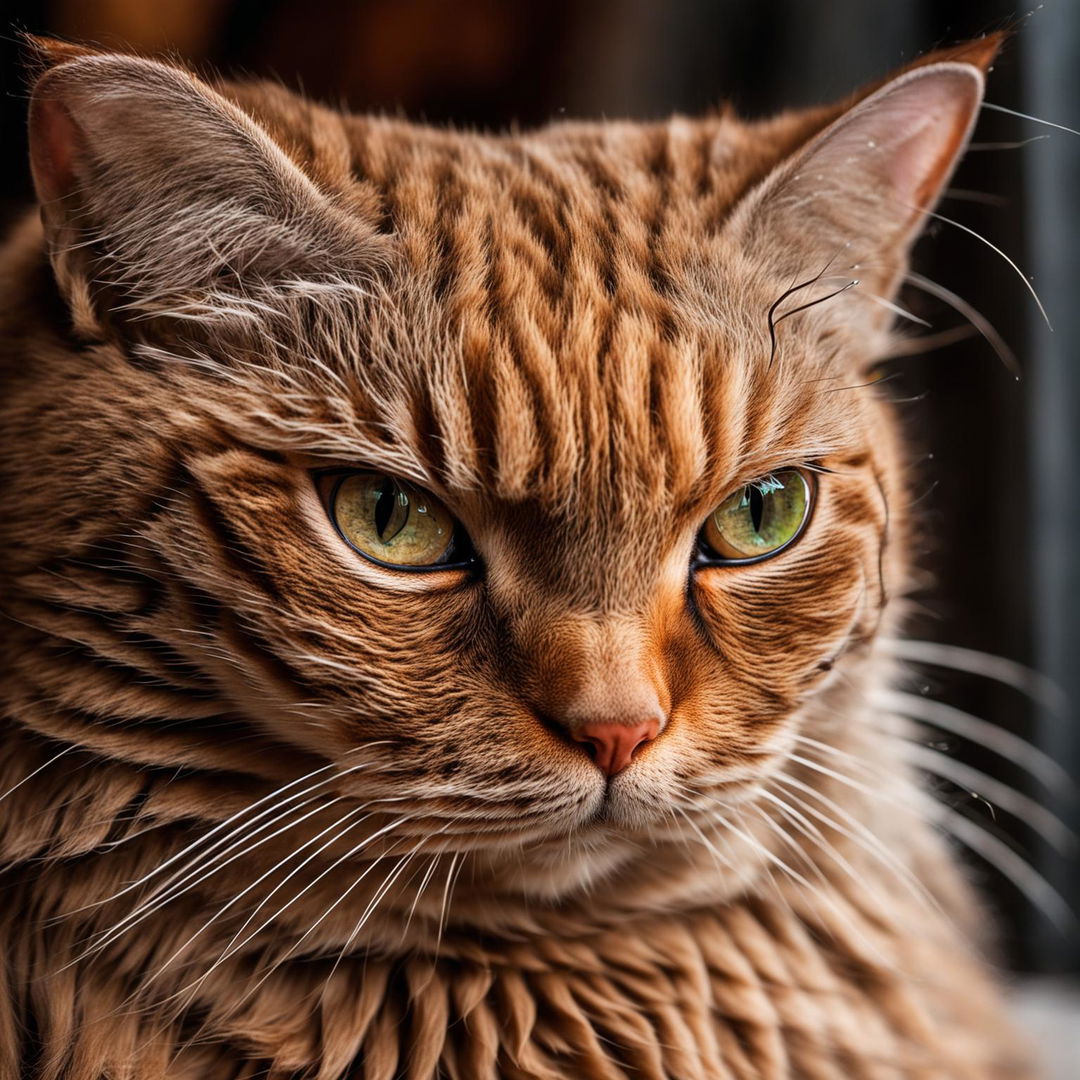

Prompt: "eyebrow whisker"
[767,249,858,366]
[773,279,859,327]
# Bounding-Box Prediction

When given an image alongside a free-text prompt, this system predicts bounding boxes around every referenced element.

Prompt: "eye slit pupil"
[325,470,467,570]
[749,486,764,533]
[373,477,404,541]
[698,468,811,565]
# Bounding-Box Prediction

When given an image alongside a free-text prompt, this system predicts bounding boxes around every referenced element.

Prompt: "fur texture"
[0,33,1033,1078]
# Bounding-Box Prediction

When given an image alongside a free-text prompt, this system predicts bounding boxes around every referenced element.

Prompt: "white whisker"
[324,846,432,986]
[67,746,392,916]
[917,208,1052,331]
[434,850,464,957]
[934,805,1074,931]
[0,744,77,804]
[981,101,1080,138]
[79,794,350,964]
[142,805,380,989]
[904,273,1019,375]
[162,814,417,1019]
[968,136,1050,151]
[875,688,1070,791]
[901,741,1073,852]
[774,773,943,913]
[205,806,415,972]
[882,640,1067,713]
[402,852,443,943]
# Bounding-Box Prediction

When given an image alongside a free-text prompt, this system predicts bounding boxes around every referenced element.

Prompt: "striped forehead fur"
[136,110,870,514]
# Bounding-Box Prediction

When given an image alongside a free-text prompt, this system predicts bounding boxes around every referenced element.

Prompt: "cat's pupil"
[748,486,764,534]
[373,478,405,542]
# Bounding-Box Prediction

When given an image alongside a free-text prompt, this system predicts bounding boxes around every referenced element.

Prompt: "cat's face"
[4,38,996,907]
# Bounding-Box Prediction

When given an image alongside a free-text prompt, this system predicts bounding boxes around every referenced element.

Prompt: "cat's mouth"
[573,766,675,834]
[582,784,619,826]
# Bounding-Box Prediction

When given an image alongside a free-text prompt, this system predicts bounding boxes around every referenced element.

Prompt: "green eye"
[700,469,812,563]
[327,472,469,569]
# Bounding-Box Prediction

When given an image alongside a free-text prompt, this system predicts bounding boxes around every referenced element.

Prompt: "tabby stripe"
[215,609,326,703]
[431,151,465,303]
[5,701,278,777]
[25,606,217,696]
[186,483,286,605]
[507,187,567,307]
[575,151,622,302]
[693,123,715,199]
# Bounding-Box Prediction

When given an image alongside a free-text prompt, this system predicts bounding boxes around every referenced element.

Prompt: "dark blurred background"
[1,0,1076,983]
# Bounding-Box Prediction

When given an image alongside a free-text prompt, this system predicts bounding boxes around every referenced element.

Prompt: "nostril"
[570,718,661,777]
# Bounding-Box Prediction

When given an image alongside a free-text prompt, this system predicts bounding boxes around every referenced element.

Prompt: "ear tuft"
[22,33,107,73]
[842,31,1005,109]
[902,30,1006,77]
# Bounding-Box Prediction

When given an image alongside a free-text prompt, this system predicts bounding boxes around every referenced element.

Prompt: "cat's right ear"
[723,36,1000,320]
[26,38,388,341]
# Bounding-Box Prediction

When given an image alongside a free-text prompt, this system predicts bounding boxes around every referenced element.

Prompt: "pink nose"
[572,719,660,777]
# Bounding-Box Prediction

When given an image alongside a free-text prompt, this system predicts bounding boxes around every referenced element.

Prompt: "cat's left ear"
[24,36,389,344]
[725,36,1002,304]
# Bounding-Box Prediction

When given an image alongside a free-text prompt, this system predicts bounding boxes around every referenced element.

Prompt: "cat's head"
[4,35,999,910]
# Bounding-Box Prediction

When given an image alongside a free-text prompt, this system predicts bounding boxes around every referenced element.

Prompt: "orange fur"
[0,33,1032,1078]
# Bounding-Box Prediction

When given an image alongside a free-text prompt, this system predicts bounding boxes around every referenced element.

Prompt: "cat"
[0,30,1037,1079]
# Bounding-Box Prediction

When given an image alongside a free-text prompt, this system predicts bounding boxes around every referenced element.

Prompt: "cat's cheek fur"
[692,546,880,687]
